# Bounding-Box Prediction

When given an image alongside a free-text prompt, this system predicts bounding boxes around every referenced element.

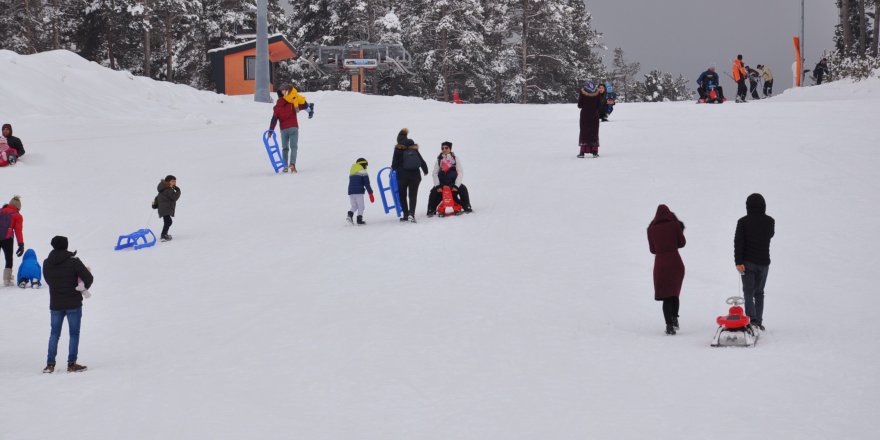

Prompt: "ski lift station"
[299,41,413,93]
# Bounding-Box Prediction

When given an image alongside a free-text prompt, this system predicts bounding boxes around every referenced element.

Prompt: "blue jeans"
[280,127,299,166]
[47,308,82,364]
[741,262,769,325]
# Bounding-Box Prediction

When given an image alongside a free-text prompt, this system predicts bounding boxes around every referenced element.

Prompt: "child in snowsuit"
[17,248,42,288]
[0,136,18,166]
[347,158,374,225]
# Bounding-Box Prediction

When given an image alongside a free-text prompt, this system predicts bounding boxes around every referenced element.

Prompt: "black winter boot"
[347,211,354,224]
[356,215,366,225]
[665,324,676,335]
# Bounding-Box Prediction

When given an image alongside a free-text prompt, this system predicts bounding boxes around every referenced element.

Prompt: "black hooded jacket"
[43,250,94,310]
[734,194,775,265]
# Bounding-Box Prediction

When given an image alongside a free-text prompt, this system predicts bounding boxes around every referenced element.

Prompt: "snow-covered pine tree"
[413,0,488,102]
[634,70,691,102]
[611,47,640,102]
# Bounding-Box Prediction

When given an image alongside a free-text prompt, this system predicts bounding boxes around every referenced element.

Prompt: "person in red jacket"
[647,204,686,335]
[1,195,25,286]
[268,85,310,173]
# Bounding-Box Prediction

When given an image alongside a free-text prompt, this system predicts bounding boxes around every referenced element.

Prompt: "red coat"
[269,99,306,131]
[647,205,685,300]
[1,205,24,244]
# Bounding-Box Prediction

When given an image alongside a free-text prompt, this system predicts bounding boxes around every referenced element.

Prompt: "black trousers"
[736,79,747,100]
[427,184,471,214]
[763,80,773,96]
[662,297,679,325]
[750,80,759,99]
[161,216,173,237]
[1,238,12,269]
[395,170,422,216]
[697,85,725,101]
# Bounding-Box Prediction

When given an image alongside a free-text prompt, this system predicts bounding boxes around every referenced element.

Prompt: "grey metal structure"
[299,41,414,75]
[253,0,271,102]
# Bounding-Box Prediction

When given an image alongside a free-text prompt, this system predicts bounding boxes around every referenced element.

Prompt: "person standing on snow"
[2,124,25,158]
[747,66,761,100]
[813,58,829,85]
[269,85,311,173]
[757,65,774,97]
[577,81,601,158]
[42,236,93,373]
[156,175,181,242]
[647,204,686,336]
[1,195,25,286]
[347,158,374,225]
[732,55,748,102]
[734,193,775,331]
[696,66,726,102]
[391,128,429,223]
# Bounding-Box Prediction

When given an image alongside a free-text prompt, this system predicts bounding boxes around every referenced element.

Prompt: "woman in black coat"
[391,129,428,223]
[156,175,181,241]
[577,82,601,158]
[647,204,686,335]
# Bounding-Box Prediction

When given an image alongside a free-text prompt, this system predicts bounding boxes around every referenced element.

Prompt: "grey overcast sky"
[586,0,838,91]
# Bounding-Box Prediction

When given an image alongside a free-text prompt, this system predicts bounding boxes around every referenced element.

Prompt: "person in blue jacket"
[347,158,374,225]
[696,66,726,103]
[17,248,42,288]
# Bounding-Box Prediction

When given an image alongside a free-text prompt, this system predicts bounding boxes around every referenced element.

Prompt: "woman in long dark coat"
[647,204,686,335]
[577,81,601,158]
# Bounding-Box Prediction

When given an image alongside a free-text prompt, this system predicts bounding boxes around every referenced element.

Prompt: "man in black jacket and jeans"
[42,236,93,373]
[734,193,775,331]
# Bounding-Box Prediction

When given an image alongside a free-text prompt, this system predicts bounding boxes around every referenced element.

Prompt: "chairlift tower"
[298,41,413,93]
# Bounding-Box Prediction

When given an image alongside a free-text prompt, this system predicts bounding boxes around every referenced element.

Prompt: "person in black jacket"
[156,175,181,241]
[813,58,829,84]
[427,141,472,216]
[2,124,24,157]
[391,129,428,223]
[42,236,93,373]
[734,193,775,331]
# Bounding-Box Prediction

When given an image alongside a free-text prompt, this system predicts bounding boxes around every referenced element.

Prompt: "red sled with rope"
[436,186,463,217]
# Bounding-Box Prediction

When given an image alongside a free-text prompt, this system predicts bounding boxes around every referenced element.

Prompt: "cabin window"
[244,56,256,80]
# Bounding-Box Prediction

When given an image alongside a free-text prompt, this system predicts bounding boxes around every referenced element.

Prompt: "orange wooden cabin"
[209,34,297,95]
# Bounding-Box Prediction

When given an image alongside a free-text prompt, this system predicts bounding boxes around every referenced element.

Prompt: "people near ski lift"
[427,141,472,217]
[347,158,374,226]
[269,85,311,173]
[813,58,829,85]
[42,235,93,374]
[696,66,725,102]
[2,123,24,157]
[1,195,25,286]
[734,193,775,331]
[156,175,181,241]
[732,54,748,102]
[391,128,428,223]
[647,204,686,336]
[746,66,761,100]
[577,81,601,158]
[596,83,609,122]
[757,64,773,97]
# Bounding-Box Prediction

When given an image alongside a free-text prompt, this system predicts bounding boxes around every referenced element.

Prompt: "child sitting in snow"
[0,136,18,166]
[17,248,42,288]
[347,158,374,225]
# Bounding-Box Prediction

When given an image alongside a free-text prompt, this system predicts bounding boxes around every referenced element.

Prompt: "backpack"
[0,210,13,240]
[401,149,422,171]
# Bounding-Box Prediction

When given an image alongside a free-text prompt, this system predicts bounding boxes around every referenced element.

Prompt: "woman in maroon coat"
[647,204,686,335]
[577,81,601,158]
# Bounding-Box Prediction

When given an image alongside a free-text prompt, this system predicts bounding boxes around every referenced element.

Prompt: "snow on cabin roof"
[207,34,294,56]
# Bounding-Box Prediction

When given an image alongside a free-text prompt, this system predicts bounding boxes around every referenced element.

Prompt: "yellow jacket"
[282,87,308,107]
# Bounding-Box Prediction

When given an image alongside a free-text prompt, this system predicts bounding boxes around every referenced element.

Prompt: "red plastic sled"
[437,186,462,217]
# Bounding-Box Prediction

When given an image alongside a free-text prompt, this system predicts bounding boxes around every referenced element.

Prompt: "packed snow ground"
[1,50,879,439]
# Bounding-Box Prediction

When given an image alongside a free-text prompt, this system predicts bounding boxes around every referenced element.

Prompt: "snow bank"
[1,50,879,439]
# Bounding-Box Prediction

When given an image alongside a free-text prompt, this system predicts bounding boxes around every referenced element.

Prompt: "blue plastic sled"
[114,228,157,251]
[263,130,287,173]
[377,167,403,217]
[17,248,42,288]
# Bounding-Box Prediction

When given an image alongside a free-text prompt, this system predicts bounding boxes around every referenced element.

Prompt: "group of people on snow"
[647,194,775,335]
[697,55,775,104]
